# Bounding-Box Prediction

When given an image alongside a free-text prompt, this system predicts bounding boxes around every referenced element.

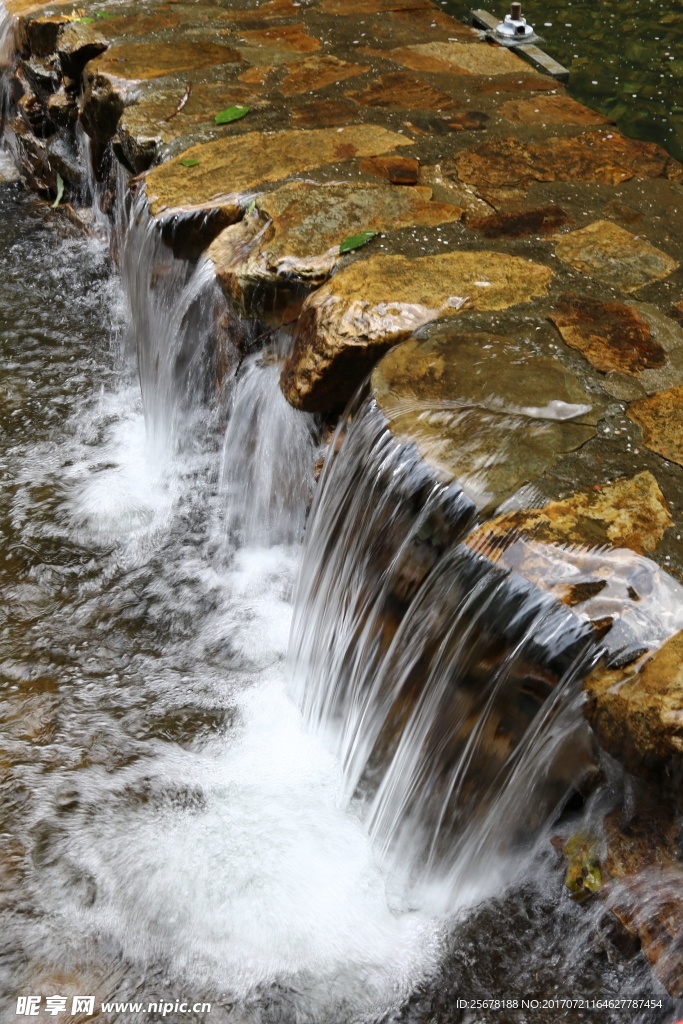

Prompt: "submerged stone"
[346,72,458,111]
[359,155,420,185]
[380,40,527,75]
[627,385,683,467]
[468,205,570,238]
[209,180,462,305]
[560,832,603,902]
[237,24,321,56]
[86,40,244,82]
[279,54,369,95]
[554,221,678,293]
[585,631,683,785]
[144,124,412,216]
[281,255,553,415]
[452,131,682,207]
[500,94,613,126]
[549,294,668,376]
[367,329,603,510]
[290,99,360,128]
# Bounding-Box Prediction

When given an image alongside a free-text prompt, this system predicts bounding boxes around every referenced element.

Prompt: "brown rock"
[549,294,668,376]
[627,385,683,466]
[381,40,528,75]
[476,73,558,94]
[366,8,476,45]
[668,300,683,325]
[346,72,458,111]
[281,253,553,414]
[468,205,569,238]
[370,329,602,510]
[585,630,683,785]
[145,124,412,216]
[555,220,678,293]
[406,110,489,135]
[467,472,672,561]
[238,25,321,54]
[453,131,682,207]
[209,180,462,305]
[500,94,613,126]
[290,99,360,128]
[280,54,368,95]
[318,0,434,14]
[359,156,420,185]
[56,21,108,78]
[87,41,243,82]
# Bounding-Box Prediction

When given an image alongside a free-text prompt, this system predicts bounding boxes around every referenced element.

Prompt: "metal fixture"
[495,2,535,42]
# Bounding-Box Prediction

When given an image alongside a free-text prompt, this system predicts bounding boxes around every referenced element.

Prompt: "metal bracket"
[470,8,570,82]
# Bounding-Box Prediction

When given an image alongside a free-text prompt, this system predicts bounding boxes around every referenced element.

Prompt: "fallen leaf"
[215,105,250,125]
[339,230,378,254]
[51,173,64,208]
[180,158,201,167]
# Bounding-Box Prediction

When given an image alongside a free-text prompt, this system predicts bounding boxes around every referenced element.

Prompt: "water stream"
[0,121,678,1024]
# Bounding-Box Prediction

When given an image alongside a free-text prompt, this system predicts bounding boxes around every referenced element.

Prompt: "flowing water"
[0,134,679,1024]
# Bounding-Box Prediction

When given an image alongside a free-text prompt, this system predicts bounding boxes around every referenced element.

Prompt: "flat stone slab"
[500,94,613,126]
[368,328,602,510]
[281,254,553,415]
[88,40,244,82]
[628,386,683,467]
[549,294,668,376]
[378,40,528,75]
[554,220,679,293]
[452,131,682,207]
[278,54,369,95]
[345,72,458,111]
[144,124,412,215]
[585,630,683,785]
[468,205,570,238]
[209,180,462,302]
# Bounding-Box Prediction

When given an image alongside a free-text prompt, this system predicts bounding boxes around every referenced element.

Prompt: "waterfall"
[290,397,604,909]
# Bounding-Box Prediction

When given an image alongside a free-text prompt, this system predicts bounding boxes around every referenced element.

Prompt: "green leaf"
[339,230,378,254]
[246,198,256,213]
[214,105,250,125]
[76,15,95,23]
[180,157,201,167]
[51,172,64,209]
[95,10,117,17]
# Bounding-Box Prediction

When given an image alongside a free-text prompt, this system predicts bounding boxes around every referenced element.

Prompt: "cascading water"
[0,79,677,1024]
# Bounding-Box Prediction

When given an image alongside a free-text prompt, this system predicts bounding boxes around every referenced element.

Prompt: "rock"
[80,69,128,146]
[346,72,458,111]
[290,99,360,128]
[281,254,553,415]
[451,131,682,208]
[237,24,321,56]
[359,156,420,185]
[406,110,489,135]
[279,54,369,95]
[379,40,528,75]
[500,94,613,126]
[468,205,570,238]
[627,385,683,466]
[16,12,70,57]
[554,220,678,293]
[56,21,108,78]
[556,831,603,901]
[318,0,435,14]
[467,472,672,559]
[144,124,412,217]
[549,294,668,376]
[365,327,602,510]
[584,630,683,786]
[208,180,462,309]
[47,86,78,129]
[86,40,243,83]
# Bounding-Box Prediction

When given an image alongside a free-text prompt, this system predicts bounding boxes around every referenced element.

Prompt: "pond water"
[444,0,683,161]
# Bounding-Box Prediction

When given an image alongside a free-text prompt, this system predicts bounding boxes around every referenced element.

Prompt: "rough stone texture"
[585,631,683,785]
[549,294,668,376]
[237,24,321,56]
[452,131,683,207]
[290,99,360,128]
[281,255,553,415]
[86,41,244,82]
[380,40,528,75]
[145,125,412,215]
[56,22,108,78]
[467,472,673,560]
[500,94,613,126]
[279,54,368,95]
[627,386,683,466]
[346,72,458,111]
[359,155,420,185]
[554,220,679,293]
[468,205,570,238]
[209,181,462,304]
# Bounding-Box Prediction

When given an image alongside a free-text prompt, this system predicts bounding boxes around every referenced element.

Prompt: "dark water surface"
[444,0,683,161]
